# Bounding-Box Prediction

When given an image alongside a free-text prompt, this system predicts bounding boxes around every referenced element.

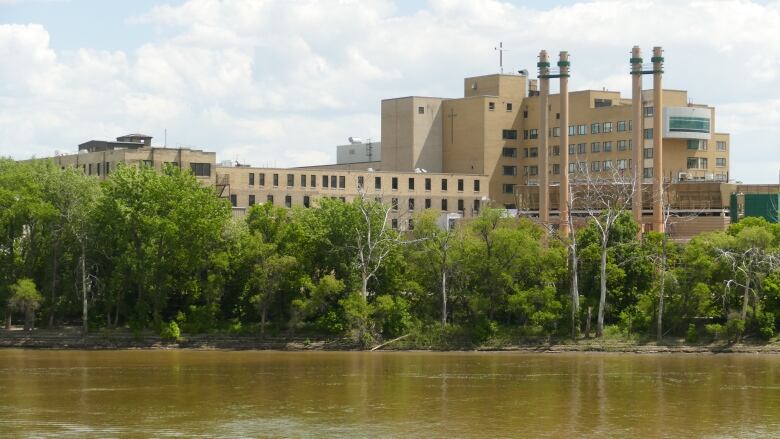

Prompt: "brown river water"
[1,350,779,438]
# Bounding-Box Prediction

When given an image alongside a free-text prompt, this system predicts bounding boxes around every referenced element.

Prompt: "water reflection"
[0,350,779,438]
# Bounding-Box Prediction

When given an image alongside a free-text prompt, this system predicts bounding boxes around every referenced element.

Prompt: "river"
[1,350,779,438]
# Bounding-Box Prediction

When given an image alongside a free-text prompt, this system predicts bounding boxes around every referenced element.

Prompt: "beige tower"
[538,50,550,226]
[558,51,570,235]
[630,46,644,230]
[652,46,665,233]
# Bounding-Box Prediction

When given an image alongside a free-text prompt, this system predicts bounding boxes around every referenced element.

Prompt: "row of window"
[687,157,727,169]
[234,193,480,215]
[78,161,211,178]
[245,172,480,192]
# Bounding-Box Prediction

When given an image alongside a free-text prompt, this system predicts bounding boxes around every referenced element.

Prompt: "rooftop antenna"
[164,128,167,147]
[494,42,508,73]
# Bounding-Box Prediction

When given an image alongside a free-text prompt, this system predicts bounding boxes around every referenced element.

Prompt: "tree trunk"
[24,307,32,331]
[260,306,267,337]
[570,246,579,340]
[4,310,11,330]
[81,243,88,335]
[361,274,369,301]
[657,244,666,343]
[585,306,592,339]
[441,270,447,327]
[740,271,751,322]
[597,244,607,337]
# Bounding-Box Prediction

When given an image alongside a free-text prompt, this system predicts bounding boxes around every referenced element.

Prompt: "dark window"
[523,110,528,118]
[488,102,495,111]
[529,129,538,139]
[267,195,274,204]
[441,199,448,211]
[441,179,448,191]
[502,147,517,158]
[249,195,256,206]
[473,199,480,213]
[301,174,307,187]
[408,198,415,210]
[104,162,110,175]
[339,176,345,188]
[273,173,279,186]
[322,175,328,187]
[285,195,292,208]
[425,178,431,191]
[408,219,414,230]
[230,194,237,207]
[392,177,398,190]
[96,163,101,176]
[287,174,294,187]
[408,178,415,190]
[249,173,255,186]
[644,128,653,139]
[310,175,316,187]
[331,175,337,188]
[303,196,310,207]
[502,129,518,140]
[474,180,480,191]
[391,198,398,211]
[392,218,398,229]
[190,163,211,177]
[457,179,464,191]
[375,176,381,189]
[506,103,513,111]
[357,176,364,188]
[418,106,425,114]
[88,163,92,175]
[458,199,464,211]
[259,173,266,186]
[425,198,431,209]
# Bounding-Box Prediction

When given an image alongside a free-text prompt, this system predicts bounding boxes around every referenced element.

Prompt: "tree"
[8,279,43,331]
[246,252,298,336]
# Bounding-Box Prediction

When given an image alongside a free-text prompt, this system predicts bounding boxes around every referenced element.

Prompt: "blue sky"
[1,0,779,183]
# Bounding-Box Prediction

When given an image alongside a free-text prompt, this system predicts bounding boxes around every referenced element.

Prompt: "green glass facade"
[669,116,710,133]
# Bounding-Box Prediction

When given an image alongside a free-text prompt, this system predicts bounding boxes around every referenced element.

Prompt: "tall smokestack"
[558,51,570,236]
[538,50,550,227]
[631,46,644,232]
[652,46,665,233]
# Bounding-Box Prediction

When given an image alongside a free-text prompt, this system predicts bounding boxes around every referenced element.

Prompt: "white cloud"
[0,0,779,183]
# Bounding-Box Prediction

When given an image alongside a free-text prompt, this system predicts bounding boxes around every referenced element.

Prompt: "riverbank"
[3,328,780,353]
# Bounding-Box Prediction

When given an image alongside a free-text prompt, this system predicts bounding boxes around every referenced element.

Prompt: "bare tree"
[576,166,637,338]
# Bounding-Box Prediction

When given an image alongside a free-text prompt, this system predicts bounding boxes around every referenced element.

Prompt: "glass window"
[322,175,328,187]
[488,102,495,111]
[617,159,628,170]
[331,175,337,188]
[591,123,601,134]
[391,218,398,229]
[457,199,464,211]
[591,142,601,153]
[603,141,612,152]
[569,125,576,136]
[441,199,448,211]
[552,127,560,137]
[357,176,364,189]
[530,147,538,157]
[577,143,586,154]
[474,180,480,191]
[418,106,424,114]
[502,147,517,158]
[375,176,381,189]
[273,173,279,186]
[457,179,464,191]
[568,144,575,155]
[643,168,653,178]
[303,196,310,208]
[249,173,255,186]
[603,160,613,170]
[716,158,727,167]
[502,129,518,140]
[391,198,398,211]
[669,116,710,133]
[285,196,292,208]
[408,198,415,210]
[503,166,517,176]
[267,195,274,204]
[408,219,414,230]
[644,128,653,139]
[249,195,255,206]
[502,183,514,194]
[644,148,653,158]
[408,177,415,190]
[287,174,294,187]
[301,174,307,187]
[577,125,586,135]
[339,176,345,188]
[552,145,560,156]
[425,198,431,209]
[260,173,266,186]
[506,103,513,111]
[568,163,576,173]
[230,194,237,207]
[392,177,398,190]
[552,164,560,174]
[529,166,538,176]
[190,163,211,177]
[716,141,727,151]
[644,106,654,117]
[311,175,316,187]
[618,140,628,151]
[425,178,431,191]
[529,129,538,139]
[591,161,601,172]
[617,120,626,132]
[441,179,448,191]
[603,122,613,133]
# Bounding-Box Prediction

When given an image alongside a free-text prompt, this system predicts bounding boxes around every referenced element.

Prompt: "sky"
[1,0,779,183]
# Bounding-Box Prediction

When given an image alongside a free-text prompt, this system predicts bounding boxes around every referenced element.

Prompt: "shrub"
[160,321,181,342]
[756,311,776,339]
[685,323,698,343]
[705,323,723,340]
[724,317,745,342]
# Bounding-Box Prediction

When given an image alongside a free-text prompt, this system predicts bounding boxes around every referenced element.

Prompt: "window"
[425,198,431,209]
[577,125,586,135]
[591,123,601,134]
[503,165,517,176]
[523,110,528,118]
[556,113,560,120]
[578,162,587,172]
[408,198,415,210]
[552,145,560,156]
[644,128,653,139]
[249,195,256,206]
[458,199,465,211]
[568,163,576,174]
[104,162,110,175]
[375,176,381,190]
[552,164,560,174]
[418,106,425,114]
[716,157,727,167]
[523,166,529,176]
[408,177,415,190]
[577,143,586,154]
[617,120,626,132]
[643,106,654,117]
[628,120,632,131]
[190,163,211,177]
[441,179,448,191]
[618,140,628,151]
[273,173,280,186]
[569,144,575,155]
[502,147,517,158]
[529,129,538,139]
[591,161,601,172]
[529,147,538,157]
[474,180,480,191]
[392,218,398,229]
[301,174,307,187]
[357,176,364,189]
[644,148,653,158]
[322,175,328,188]
[687,139,708,150]
[617,159,629,170]
[603,122,613,133]
[441,199,448,211]
[473,199,480,213]
[142,160,153,168]
[603,141,612,152]
[551,127,560,137]
[488,102,495,111]
[303,196,310,208]
[310,175,316,187]
[569,125,576,136]
[524,130,529,140]
[503,184,514,194]
[506,103,513,111]
[603,160,613,171]
[230,194,237,207]
[287,174,294,187]
[529,166,538,176]
[260,173,266,186]
[96,163,101,176]
[457,179,464,191]
[687,157,708,169]
[502,129,518,140]
[339,176,345,189]
[392,177,398,190]
[408,219,414,230]
[267,195,274,204]
[594,98,612,107]
[591,142,601,153]
[331,175,337,188]
[285,196,292,208]
[249,173,255,186]
[717,141,727,151]
[643,167,653,178]
[425,178,431,191]
[391,198,398,211]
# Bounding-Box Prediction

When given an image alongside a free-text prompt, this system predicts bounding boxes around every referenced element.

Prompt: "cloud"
[0,0,779,183]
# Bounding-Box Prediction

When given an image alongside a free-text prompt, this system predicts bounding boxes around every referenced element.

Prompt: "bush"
[724,317,745,342]
[685,323,698,343]
[705,323,723,340]
[160,321,181,342]
[371,294,412,338]
[756,311,776,339]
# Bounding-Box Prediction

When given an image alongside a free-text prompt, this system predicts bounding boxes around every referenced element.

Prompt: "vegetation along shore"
[1,159,779,350]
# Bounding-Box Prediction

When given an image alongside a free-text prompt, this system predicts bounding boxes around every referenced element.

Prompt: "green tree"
[8,279,43,331]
